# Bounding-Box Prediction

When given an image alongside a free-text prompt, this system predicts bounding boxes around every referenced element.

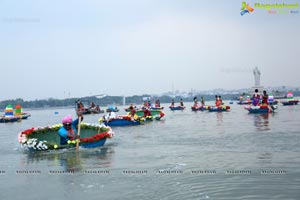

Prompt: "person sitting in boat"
[129,104,134,110]
[89,102,96,109]
[76,100,84,110]
[103,109,116,121]
[252,89,261,106]
[58,114,83,145]
[143,108,152,118]
[95,105,101,112]
[180,99,184,107]
[170,99,175,107]
[128,109,139,121]
[200,96,205,107]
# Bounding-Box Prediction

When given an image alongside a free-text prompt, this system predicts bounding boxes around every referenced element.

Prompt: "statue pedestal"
[251,86,265,94]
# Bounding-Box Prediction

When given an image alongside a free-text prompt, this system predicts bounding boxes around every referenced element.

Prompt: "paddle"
[76,115,81,150]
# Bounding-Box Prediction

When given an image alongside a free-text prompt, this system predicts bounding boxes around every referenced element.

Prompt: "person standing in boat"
[58,114,83,145]
[200,96,205,107]
[219,96,223,105]
[262,90,273,112]
[170,99,175,107]
[155,99,161,108]
[215,95,221,107]
[193,97,198,108]
[252,89,260,106]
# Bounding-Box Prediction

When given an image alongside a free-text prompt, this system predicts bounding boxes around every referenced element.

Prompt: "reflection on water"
[22,146,115,172]
[216,112,223,125]
[253,113,270,131]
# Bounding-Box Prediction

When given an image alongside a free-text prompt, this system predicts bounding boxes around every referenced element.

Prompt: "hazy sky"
[1,0,299,100]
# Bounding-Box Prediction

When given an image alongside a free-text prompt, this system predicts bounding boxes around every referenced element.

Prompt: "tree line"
[0,90,295,109]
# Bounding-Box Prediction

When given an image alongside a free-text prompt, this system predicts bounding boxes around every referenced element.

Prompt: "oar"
[76,115,81,150]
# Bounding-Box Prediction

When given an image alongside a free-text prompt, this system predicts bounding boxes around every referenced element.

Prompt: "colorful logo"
[240,2,254,16]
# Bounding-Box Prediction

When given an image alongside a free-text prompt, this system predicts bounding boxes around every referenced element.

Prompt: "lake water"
[0,101,300,200]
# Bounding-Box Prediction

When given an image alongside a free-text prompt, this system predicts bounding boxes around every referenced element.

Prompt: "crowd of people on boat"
[250,89,274,112]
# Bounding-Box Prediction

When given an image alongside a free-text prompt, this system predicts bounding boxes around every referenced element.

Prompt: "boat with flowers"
[169,106,185,111]
[244,105,277,114]
[208,105,230,112]
[191,106,210,111]
[18,122,114,151]
[100,116,141,126]
[134,109,163,117]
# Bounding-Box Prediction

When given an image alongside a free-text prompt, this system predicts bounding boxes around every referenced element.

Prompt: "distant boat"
[169,106,185,111]
[208,106,230,112]
[191,106,210,111]
[282,100,299,106]
[0,104,22,123]
[102,116,141,127]
[0,116,21,123]
[244,105,277,114]
[106,106,119,113]
[281,92,299,106]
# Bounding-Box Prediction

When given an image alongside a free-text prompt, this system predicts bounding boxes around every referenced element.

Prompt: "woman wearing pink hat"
[58,114,83,145]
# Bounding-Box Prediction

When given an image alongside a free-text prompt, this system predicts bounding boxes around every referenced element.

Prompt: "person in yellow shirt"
[128,109,140,121]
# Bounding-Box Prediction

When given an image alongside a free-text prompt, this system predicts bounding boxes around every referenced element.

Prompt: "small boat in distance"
[281,92,299,106]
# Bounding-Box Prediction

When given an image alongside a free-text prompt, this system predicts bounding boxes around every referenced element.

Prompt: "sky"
[0,0,299,101]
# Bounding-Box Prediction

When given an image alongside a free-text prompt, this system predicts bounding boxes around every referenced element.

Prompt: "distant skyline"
[1,0,299,101]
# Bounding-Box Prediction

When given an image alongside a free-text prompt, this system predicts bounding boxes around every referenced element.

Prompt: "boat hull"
[282,100,299,106]
[0,116,21,123]
[104,118,140,126]
[208,106,230,112]
[169,106,185,111]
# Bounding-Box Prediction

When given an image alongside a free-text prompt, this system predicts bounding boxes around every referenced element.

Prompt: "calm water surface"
[0,102,299,200]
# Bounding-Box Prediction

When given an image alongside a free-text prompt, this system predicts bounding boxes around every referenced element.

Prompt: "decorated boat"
[18,122,114,151]
[281,92,299,106]
[282,100,299,106]
[208,105,230,112]
[135,109,163,117]
[100,116,141,126]
[15,104,31,119]
[106,106,119,112]
[169,106,185,111]
[237,95,251,105]
[0,105,21,123]
[191,106,210,111]
[244,105,277,114]
[150,107,164,110]
[0,116,21,123]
